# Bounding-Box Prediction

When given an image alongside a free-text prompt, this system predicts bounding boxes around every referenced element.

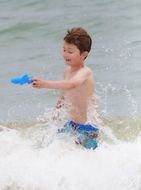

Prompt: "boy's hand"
[32,79,47,88]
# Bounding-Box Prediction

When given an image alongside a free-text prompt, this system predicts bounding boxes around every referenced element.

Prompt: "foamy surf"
[0,120,141,190]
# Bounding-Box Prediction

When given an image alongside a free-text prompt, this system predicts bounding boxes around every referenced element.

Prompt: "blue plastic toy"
[11,74,33,85]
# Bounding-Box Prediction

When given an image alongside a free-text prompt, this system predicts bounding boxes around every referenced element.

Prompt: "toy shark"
[11,74,33,85]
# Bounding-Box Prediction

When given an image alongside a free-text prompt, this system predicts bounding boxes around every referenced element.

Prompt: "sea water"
[0,0,141,189]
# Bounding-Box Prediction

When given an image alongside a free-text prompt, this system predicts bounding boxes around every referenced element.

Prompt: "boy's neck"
[70,62,85,72]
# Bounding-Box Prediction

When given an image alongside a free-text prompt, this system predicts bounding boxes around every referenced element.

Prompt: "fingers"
[32,79,42,88]
[32,78,38,83]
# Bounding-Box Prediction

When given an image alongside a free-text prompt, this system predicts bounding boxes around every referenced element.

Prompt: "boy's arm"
[32,68,91,90]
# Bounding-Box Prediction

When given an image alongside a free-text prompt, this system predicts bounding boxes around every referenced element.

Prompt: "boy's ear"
[81,51,89,59]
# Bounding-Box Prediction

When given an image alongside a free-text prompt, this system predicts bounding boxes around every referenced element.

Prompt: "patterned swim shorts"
[59,120,99,150]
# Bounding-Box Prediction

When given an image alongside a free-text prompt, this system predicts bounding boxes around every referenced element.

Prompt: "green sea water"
[0,0,141,189]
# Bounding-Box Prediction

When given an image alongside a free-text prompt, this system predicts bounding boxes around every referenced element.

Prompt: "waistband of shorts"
[68,120,99,132]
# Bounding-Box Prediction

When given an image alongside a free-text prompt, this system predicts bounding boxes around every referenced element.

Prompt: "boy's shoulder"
[81,66,93,76]
[64,66,93,79]
[84,66,93,73]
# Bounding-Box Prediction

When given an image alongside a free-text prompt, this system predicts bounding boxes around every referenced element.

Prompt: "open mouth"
[66,59,71,62]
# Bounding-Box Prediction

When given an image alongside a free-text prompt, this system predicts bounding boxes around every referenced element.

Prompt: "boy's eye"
[63,49,73,54]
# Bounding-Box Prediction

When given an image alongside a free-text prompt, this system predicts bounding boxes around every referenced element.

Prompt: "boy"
[32,27,99,149]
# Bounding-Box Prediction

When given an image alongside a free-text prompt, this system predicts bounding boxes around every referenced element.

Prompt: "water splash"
[0,125,141,190]
[97,82,138,118]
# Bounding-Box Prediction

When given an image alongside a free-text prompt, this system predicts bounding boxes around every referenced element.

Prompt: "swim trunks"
[59,120,99,150]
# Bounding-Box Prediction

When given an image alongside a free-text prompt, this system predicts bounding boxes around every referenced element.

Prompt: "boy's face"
[63,41,88,66]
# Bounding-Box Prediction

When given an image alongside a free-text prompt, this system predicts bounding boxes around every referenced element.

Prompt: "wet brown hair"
[64,27,92,53]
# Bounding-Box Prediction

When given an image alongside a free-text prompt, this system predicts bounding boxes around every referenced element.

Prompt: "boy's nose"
[63,53,68,59]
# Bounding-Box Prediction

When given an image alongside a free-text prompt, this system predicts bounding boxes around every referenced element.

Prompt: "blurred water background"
[0,0,141,189]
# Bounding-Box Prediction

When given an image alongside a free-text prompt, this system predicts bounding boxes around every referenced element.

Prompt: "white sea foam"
[0,0,141,189]
[0,122,141,190]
